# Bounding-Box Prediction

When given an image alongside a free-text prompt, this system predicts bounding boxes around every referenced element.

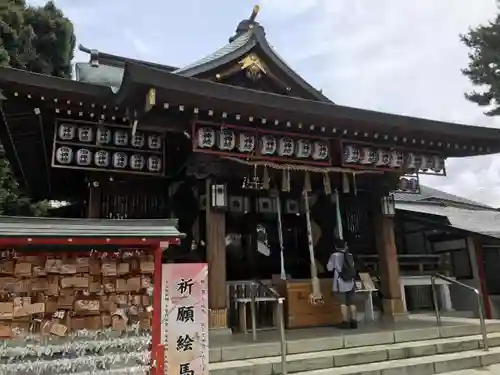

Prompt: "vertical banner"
[161,263,209,375]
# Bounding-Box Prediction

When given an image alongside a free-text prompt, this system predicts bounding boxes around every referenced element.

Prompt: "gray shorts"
[334,288,355,305]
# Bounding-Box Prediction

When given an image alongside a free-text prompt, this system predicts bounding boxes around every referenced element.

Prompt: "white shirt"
[327,251,355,293]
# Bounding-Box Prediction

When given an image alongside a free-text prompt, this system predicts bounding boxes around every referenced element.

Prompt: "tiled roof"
[394,185,491,210]
[174,31,254,75]
[172,26,331,102]
[396,202,500,239]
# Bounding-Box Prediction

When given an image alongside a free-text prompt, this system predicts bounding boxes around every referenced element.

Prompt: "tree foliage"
[0,0,75,77]
[0,0,75,215]
[462,14,500,116]
[0,159,49,216]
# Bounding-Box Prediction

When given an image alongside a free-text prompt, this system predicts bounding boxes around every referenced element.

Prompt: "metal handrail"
[431,273,489,351]
[251,280,287,375]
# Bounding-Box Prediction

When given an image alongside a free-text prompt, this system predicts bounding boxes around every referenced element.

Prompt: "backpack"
[339,251,356,281]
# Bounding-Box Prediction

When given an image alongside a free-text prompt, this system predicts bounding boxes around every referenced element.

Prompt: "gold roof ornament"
[239,53,267,81]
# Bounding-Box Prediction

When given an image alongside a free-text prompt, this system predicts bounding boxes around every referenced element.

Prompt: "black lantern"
[210,183,228,210]
[381,194,396,216]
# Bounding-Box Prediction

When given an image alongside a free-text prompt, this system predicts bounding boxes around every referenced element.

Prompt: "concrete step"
[291,347,500,375]
[210,323,500,362]
[439,363,500,374]
[209,333,500,375]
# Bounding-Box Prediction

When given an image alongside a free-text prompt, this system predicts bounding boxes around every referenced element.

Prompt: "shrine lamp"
[381,194,396,217]
[210,183,228,210]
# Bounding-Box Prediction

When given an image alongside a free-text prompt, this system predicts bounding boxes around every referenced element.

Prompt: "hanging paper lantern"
[94,150,110,167]
[76,149,92,166]
[260,135,277,155]
[197,127,215,148]
[295,139,312,158]
[96,127,111,144]
[147,156,162,172]
[405,153,421,170]
[432,155,445,173]
[130,154,145,170]
[419,155,434,171]
[359,147,376,165]
[148,134,162,150]
[217,129,236,151]
[131,132,145,148]
[312,141,329,160]
[114,130,129,146]
[343,145,360,164]
[375,149,391,166]
[278,137,294,156]
[58,124,75,140]
[113,152,128,169]
[237,133,255,153]
[55,146,73,164]
[78,126,93,142]
[389,150,404,168]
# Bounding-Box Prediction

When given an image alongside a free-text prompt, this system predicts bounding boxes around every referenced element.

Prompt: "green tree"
[462,14,500,116]
[0,0,75,77]
[0,0,75,215]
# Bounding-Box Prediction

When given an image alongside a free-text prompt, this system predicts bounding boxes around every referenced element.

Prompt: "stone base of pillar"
[381,298,408,323]
[209,308,232,336]
[209,308,228,329]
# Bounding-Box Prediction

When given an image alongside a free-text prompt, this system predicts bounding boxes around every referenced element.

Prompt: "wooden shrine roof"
[77,8,330,103]
[117,62,500,156]
[171,24,331,102]
[2,64,500,159]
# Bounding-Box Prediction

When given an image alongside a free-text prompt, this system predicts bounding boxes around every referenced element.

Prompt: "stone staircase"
[209,321,500,375]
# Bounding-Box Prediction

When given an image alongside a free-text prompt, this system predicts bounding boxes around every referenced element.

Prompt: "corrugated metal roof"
[174,31,254,75]
[394,185,491,209]
[396,202,500,239]
[0,216,181,238]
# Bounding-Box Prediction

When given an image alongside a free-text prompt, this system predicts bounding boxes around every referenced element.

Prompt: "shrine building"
[1,5,500,332]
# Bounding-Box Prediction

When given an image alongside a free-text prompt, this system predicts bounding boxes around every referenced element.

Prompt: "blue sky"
[28,0,500,205]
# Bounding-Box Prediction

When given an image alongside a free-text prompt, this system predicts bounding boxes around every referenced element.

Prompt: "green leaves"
[462,15,500,116]
[0,0,75,215]
[0,0,75,78]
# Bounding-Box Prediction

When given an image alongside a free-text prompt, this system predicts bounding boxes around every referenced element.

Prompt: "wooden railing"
[226,280,276,331]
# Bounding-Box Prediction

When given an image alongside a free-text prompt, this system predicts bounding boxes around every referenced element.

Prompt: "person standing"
[327,238,358,329]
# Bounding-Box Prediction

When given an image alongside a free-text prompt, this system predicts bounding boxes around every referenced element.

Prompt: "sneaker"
[349,320,358,329]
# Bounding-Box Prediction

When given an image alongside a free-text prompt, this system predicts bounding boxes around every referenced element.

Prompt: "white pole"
[335,188,344,240]
[275,194,287,280]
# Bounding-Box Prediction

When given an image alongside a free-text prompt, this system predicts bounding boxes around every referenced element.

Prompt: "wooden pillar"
[87,183,101,218]
[205,179,228,329]
[467,236,492,319]
[374,203,406,321]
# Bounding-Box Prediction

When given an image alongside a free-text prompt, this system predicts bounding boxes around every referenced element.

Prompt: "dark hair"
[333,238,347,251]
